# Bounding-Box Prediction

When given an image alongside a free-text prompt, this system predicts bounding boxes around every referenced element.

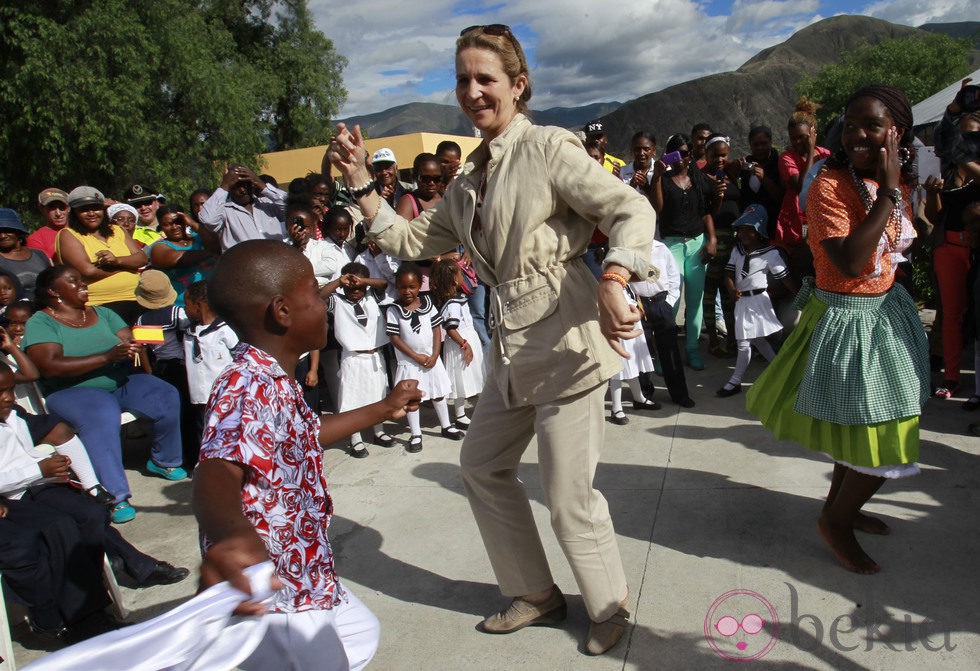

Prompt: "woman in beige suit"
[329,25,655,656]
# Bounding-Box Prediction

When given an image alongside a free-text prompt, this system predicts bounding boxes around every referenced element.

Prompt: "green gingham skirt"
[746,280,929,468]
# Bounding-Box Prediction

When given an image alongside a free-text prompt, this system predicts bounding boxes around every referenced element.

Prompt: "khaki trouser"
[460,381,628,622]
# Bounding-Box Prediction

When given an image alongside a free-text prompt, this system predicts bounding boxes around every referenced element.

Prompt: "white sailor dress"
[613,285,655,380]
[330,291,390,411]
[439,295,486,398]
[726,243,788,340]
[386,295,452,399]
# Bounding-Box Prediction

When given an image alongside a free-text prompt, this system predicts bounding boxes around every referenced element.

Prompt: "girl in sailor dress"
[322,262,393,458]
[717,211,798,397]
[430,259,485,429]
[608,284,660,425]
[387,263,463,452]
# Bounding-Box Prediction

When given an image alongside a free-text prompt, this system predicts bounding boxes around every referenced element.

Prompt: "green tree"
[0,0,345,219]
[795,32,972,131]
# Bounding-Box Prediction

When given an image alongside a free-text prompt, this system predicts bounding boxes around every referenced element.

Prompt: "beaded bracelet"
[600,272,629,288]
[348,179,377,199]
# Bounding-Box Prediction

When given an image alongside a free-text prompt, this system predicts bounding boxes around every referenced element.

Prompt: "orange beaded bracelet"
[600,272,629,288]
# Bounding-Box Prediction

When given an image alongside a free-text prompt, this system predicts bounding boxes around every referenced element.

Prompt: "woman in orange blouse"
[747,85,929,575]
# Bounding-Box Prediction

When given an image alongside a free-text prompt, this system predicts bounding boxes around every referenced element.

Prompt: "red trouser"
[934,231,972,384]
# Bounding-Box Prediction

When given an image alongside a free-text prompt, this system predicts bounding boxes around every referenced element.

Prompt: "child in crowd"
[608,284,660,425]
[133,270,197,452]
[0,269,25,320]
[193,240,421,670]
[286,196,326,411]
[718,205,798,397]
[430,258,484,428]
[320,262,392,458]
[182,280,238,467]
[387,263,462,452]
[0,361,188,639]
[632,239,695,407]
[355,236,399,305]
[3,300,45,414]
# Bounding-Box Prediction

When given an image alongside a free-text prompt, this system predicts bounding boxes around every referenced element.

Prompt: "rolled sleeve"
[370,197,462,261]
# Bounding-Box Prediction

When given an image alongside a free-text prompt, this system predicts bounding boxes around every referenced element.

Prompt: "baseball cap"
[38,188,69,207]
[67,186,106,209]
[584,120,605,135]
[372,148,397,165]
[124,183,158,206]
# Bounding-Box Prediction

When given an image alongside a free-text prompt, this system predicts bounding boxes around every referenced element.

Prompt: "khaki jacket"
[370,114,656,406]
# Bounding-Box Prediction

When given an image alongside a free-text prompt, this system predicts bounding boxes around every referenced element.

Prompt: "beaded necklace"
[847,164,900,249]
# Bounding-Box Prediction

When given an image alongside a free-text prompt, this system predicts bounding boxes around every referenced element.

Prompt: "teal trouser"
[665,234,706,354]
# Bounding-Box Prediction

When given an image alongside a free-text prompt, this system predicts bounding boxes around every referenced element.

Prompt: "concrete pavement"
[9,353,979,670]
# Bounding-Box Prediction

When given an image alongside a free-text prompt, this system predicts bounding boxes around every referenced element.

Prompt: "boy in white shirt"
[631,240,695,407]
[183,280,238,467]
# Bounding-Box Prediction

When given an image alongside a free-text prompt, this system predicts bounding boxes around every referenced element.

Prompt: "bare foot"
[817,516,881,574]
[822,506,891,535]
[853,512,891,535]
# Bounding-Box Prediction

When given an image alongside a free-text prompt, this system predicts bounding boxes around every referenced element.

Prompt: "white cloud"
[861,0,978,28]
[311,0,977,117]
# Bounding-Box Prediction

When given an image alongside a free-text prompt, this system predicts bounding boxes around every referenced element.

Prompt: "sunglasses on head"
[459,24,523,63]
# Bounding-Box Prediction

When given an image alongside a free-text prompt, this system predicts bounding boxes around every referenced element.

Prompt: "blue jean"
[664,234,707,355]
[45,374,183,503]
[467,281,491,348]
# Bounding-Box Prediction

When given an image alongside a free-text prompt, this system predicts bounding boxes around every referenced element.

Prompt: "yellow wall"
[259,133,483,184]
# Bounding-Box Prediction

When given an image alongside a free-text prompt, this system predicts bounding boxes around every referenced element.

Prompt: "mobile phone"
[662,151,682,166]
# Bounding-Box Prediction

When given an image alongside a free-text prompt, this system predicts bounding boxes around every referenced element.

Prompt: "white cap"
[372,148,396,164]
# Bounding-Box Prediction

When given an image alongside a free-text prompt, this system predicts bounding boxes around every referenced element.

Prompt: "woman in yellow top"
[56,186,147,324]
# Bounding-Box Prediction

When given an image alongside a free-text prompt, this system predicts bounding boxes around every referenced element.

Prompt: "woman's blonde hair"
[456,27,532,114]
[788,96,820,130]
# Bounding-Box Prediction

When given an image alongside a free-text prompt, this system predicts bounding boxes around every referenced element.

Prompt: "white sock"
[627,378,647,404]
[610,380,624,413]
[407,409,421,436]
[729,339,752,386]
[55,436,100,491]
[373,424,385,437]
[454,399,468,419]
[350,432,363,447]
[433,398,452,429]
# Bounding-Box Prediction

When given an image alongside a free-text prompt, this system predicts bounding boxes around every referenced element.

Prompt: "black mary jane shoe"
[441,427,465,441]
[373,432,395,447]
[716,384,742,398]
[632,398,662,411]
[609,410,630,426]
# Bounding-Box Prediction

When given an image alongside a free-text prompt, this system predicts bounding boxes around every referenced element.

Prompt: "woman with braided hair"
[747,84,929,574]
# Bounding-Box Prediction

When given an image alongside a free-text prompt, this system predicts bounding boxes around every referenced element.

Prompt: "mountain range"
[338,17,979,156]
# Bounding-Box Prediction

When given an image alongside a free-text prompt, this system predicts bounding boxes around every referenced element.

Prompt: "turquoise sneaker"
[146,460,188,481]
[111,501,136,524]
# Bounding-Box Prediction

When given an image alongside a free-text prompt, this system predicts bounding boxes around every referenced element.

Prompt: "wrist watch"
[880,187,902,206]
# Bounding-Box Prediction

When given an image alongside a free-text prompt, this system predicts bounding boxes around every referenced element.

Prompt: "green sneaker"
[146,460,188,481]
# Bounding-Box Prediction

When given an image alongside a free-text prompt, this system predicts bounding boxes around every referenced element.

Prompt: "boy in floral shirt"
[192,240,420,670]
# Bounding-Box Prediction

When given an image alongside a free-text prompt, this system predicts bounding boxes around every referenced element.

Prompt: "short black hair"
[395,261,423,282]
[436,140,461,156]
[185,280,209,304]
[691,122,712,135]
[341,261,370,278]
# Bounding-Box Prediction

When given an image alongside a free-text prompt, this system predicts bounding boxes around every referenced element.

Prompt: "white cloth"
[198,185,289,252]
[439,298,485,399]
[354,250,398,305]
[619,162,656,191]
[306,238,355,285]
[612,288,654,380]
[0,411,58,499]
[5,353,45,414]
[184,320,239,405]
[329,292,388,352]
[727,244,787,340]
[631,239,680,307]
[338,351,388,412]
[24,564,379,671]
[386,296,453,399]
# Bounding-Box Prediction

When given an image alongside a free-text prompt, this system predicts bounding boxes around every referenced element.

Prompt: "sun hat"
[134,270,178,310]
[732,204,769,238]
[107,203,139,223]
[0,208,28,234]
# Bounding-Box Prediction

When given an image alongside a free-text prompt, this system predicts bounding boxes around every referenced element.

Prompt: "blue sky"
[310,0,975,116]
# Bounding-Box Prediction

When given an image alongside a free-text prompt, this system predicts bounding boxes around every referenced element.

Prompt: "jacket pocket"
[496,270,560,331]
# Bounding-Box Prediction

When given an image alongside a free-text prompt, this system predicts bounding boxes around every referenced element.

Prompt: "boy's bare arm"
[193,458,276,615]
[319,380,422,446]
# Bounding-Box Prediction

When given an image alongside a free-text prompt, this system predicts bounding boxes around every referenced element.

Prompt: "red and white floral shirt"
[200,343,342,613]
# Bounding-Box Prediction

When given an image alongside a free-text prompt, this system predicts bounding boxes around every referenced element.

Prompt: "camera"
[959,85,980,113]
[744,161,758,172]
[662,150,683,166]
